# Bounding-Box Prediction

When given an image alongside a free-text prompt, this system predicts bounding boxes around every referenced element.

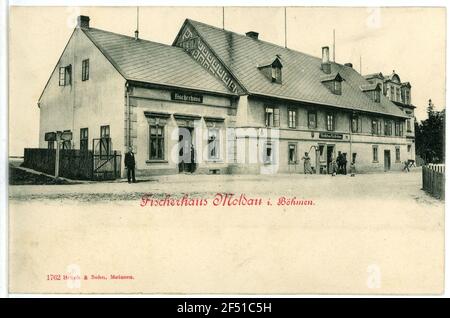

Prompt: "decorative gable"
[173,22,244,94]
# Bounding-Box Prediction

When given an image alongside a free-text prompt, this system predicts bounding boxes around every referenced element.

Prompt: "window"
[396,87,400,102]
[351,114,360,133]
[407,145,411,153]
[384,120,392,136]
[288,109,296,128]
[263,142,273,163]
[149,124,164,160]
[374,89,381,103]
[319,144,325,162]
[82,59,89,81]
[395,147,401,162]
[48,141,54,149]
[207,128,220,160]
[371,119,379,135]
[394,122,400,136]
[265,106,280,127]
[326,113,335,131]
[399,122,403,136]
[406,119,412,132]
[372,146,378,162]
[333,80,342,95]
[405,90,410,104]
[288,143,297,164]
[59,65,72,86]
[100,125,111,158]
[308,111,317,129]
[80,128,88,152]
[62,140,71,150]
[390,86,395,101]
[271,66,282,83]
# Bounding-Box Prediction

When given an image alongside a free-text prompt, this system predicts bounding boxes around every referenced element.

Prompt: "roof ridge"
[187,18,345,66]
[87,27,182,50]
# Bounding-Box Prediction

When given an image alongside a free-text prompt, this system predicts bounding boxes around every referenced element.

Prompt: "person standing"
[336,151,343,174]
[125,146,137,183]
[342,153,348,175]
[190,143,197,173]
[302,152,313,174]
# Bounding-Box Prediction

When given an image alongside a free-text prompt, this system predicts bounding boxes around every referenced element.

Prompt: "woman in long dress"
[302,152,313,174]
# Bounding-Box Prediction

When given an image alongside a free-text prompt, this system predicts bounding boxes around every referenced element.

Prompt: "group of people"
[302,150,356,176]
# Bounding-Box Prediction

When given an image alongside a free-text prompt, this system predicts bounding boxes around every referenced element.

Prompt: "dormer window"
[321,72,344,95]
[360,83,381,103]
[258,56,283,84]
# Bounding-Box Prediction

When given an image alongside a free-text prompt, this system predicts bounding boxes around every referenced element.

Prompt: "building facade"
[37,16,415,177]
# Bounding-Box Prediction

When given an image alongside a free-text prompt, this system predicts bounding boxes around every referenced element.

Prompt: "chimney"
[246,31,259,40]
[321,46,331,74]
[134,30,139,40]
[344,63,353,68]
[77,15,90,29]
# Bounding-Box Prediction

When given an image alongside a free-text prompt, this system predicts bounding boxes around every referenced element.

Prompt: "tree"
[415,99,445,164]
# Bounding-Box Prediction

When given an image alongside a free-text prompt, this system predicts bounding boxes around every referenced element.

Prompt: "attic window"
[271,66,282,83]
[258,57,283,84]
[360,83,381,103]
[321,72,343,95]
[59,65,72,86]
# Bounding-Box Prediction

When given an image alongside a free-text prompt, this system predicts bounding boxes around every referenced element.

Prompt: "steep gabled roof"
[185,19,407,118]
[81,27,235,96]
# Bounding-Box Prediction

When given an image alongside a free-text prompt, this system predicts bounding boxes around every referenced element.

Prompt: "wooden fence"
[422,164,445,199]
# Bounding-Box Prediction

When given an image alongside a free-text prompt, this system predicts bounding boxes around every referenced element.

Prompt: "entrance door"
[178,127,196,173]
[326,145,335,174]
[384,150,391,171]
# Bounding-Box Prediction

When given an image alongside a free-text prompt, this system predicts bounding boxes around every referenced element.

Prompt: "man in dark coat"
[125,146,136,183]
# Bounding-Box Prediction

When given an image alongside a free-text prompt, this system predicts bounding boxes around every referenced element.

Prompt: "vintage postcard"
[7,5,446,295]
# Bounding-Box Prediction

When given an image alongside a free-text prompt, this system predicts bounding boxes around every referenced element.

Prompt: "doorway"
[326,145,335,174]
[178,127,196,173]
[384,150,391,171]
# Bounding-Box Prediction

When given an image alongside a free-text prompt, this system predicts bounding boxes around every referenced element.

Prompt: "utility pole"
[333,29,335,62]
[222,7,225,30]
[284,7,287,48]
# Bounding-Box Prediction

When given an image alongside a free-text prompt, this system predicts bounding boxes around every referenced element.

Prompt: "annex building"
[37,15,416,177]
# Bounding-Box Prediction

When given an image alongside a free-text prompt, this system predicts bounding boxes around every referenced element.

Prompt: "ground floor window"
[62,140,71,150]
[100,125,111,158]
[288,143,297,164]
[372,146,378,162]
[395,146,401,162]
[407,145,411,153]
[208,128,220,160]
[149,124,165,160]
[263,142,273,163]
[80,128,88,152]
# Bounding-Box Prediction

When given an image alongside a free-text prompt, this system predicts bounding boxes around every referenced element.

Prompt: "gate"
[92,138,121,180]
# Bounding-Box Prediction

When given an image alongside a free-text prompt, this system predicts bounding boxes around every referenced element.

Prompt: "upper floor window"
[406,118,412,132]
[371,119,378,135]
[374,89,381,103]
[288,109,297,128]
[59,65,72,86]
[396,87,400,102]
[390,86,395,101]
[265,106,280,127]
[308,110,317,129]
[384,120,392,136]
[82,59,89,81]
[351,114,361,133]
[326,113,335,131]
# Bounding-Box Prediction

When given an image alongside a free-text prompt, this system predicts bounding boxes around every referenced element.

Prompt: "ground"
[8,169,445,294]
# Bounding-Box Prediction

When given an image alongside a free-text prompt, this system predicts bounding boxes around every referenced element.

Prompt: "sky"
[9,6,446,156]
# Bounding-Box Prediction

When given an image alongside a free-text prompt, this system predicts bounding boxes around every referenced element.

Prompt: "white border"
[1,0,448,298]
